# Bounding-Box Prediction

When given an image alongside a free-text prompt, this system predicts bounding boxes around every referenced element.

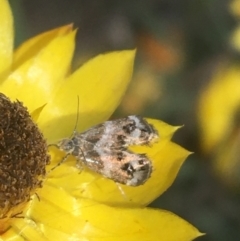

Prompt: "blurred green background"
[9,0,240,240]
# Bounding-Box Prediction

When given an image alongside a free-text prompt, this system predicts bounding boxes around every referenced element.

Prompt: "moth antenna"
[71,95,87,162]
[48,96,79,149]
[71,95,80,136]
[48,96,86,173]
[10,212,24,219]
[34,192,40,202]
[47,143,58,148]
[49,153,70,172]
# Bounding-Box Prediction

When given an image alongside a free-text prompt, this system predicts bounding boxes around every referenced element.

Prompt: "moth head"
[57,138,75,153]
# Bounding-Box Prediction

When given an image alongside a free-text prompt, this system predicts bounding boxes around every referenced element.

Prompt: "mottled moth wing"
[79,115,158,148]
[57,115,159,186]
[79,148,152,186]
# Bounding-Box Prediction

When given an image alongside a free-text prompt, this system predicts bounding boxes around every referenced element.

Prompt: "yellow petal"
[212,127,240,187]
[38,50,136,143]
[2,188,202,241]
[198,65,240,152]
[0,30,76,112]
[47,119,189,207]
[230,0,240,18]
[13,24,73,69]
[230,25,240,52]
[0,0,13,79]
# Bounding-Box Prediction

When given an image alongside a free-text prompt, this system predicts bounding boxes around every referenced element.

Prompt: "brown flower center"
[0,93,49,223]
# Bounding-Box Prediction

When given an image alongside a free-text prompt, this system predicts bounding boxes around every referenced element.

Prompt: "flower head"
[0,0,202,240]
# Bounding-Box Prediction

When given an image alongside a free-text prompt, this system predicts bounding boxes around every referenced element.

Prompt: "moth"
[53,115,159,186]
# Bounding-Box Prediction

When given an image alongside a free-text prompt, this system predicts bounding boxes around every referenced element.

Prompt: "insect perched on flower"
[52,115,159,186]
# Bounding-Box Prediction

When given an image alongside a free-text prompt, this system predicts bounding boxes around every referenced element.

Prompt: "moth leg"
[76,159,85,173]
[47,143,70,172]
[11,212,24,219]
[33,192,40,202]
[47,143,58,148]
[115,183,129,200]
[48,153,70,173]
[75,145,88,172]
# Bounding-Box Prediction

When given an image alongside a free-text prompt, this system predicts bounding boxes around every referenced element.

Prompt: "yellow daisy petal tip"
[31,104,47,122]
[13,24,74,70]
[175,124,184,130]
[146,118,181,140]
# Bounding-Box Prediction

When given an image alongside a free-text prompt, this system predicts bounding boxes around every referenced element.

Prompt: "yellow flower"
[198,1,240,187]
[0,0,202,240]
[198,65,240,187]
